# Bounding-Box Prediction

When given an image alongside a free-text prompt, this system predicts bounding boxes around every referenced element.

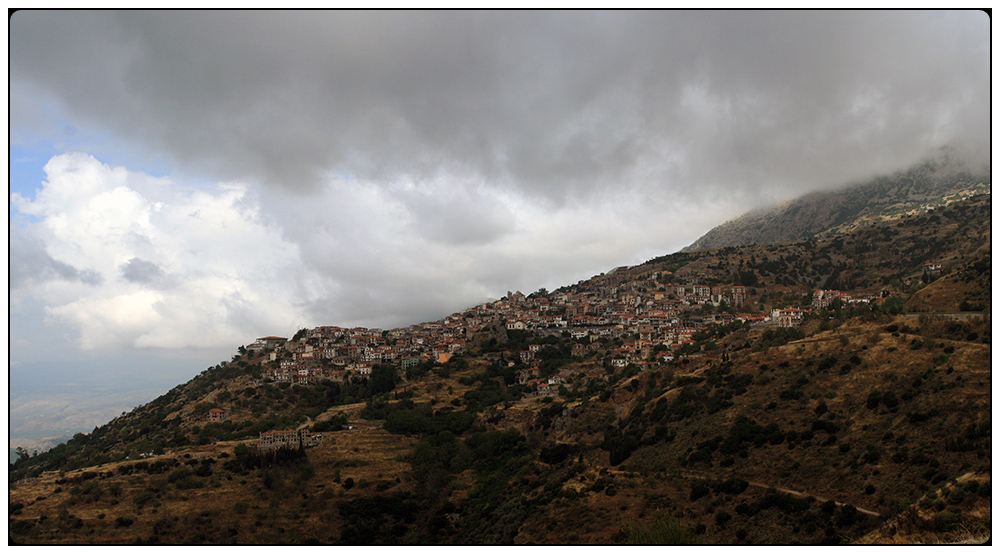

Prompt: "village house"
[258,429,322,450]
[812,289,848,309]
[517,366,541,385]
[771,307,807,328]
[258,336,288,349]
[207,408,228,423]
[731,286,747,307]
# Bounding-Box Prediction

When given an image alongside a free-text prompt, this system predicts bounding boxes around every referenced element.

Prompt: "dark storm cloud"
[10,10,989,205]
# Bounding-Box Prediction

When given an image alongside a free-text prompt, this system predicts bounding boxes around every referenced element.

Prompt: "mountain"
[9,436,74,464]
[9,192,991,546]
[684,151,990,252]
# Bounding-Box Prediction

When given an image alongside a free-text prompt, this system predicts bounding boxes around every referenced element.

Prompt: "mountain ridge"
[684,151,990,252]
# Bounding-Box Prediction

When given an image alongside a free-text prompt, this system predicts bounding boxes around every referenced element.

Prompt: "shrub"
[735,502,760,516]
[881,391,899,409]
[932,510,962,532]
[713,478,749,495]
[836,505,861,527]
[945,487,966,505]
[133,490,156,509]
[690,480,710,501]
[715,510,732,527]
[539,443,578,465]
[613,516,700,545]
[115,516,134,528]
[866,391,881,410]
[863,446,881,464]
[820,500,837,515]
[759,492,810,514]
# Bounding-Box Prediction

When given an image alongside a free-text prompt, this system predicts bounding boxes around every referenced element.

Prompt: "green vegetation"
[613,516,700,544]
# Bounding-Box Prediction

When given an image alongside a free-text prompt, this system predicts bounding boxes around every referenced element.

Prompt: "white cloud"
[12,151,756,358]
[11,153,309,351]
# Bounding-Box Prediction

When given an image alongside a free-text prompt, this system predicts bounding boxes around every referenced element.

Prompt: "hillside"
[9,193,991,545]
[684,151,989,252]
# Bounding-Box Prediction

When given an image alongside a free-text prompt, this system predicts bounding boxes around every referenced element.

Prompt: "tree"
[368,364,397,396]
[14,446,30,465]
[737,271,758,287]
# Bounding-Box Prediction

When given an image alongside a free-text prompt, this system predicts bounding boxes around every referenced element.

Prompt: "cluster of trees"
[222,443,308,474]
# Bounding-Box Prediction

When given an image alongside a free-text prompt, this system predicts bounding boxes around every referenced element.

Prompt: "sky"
[8,10,991,435]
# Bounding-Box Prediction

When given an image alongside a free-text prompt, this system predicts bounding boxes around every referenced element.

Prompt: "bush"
[713,478,749,495]
[690,480,710,501]
[863,446,881,464]
[613,516,700,545]
[539,443,578,465]
[759,492,811,514]
[715,510,732,527]
[881,391,899,409]
[115,516,134,528]
[932,510,962,532]
[866,391,881,410]
[836,505,861,527]
[133,490,156,509]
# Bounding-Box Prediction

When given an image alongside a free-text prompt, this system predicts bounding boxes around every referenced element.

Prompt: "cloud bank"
[11,11,989,200]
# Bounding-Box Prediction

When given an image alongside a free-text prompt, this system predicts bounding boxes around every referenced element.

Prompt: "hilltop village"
[247,265,896,392]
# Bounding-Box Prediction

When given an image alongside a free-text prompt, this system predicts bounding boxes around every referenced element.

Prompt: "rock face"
[473,317,509,348]
[685,153,990,252]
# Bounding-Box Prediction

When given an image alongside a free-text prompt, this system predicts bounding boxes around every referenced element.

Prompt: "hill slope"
[684,152,989,252]
[9,194,991,546]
